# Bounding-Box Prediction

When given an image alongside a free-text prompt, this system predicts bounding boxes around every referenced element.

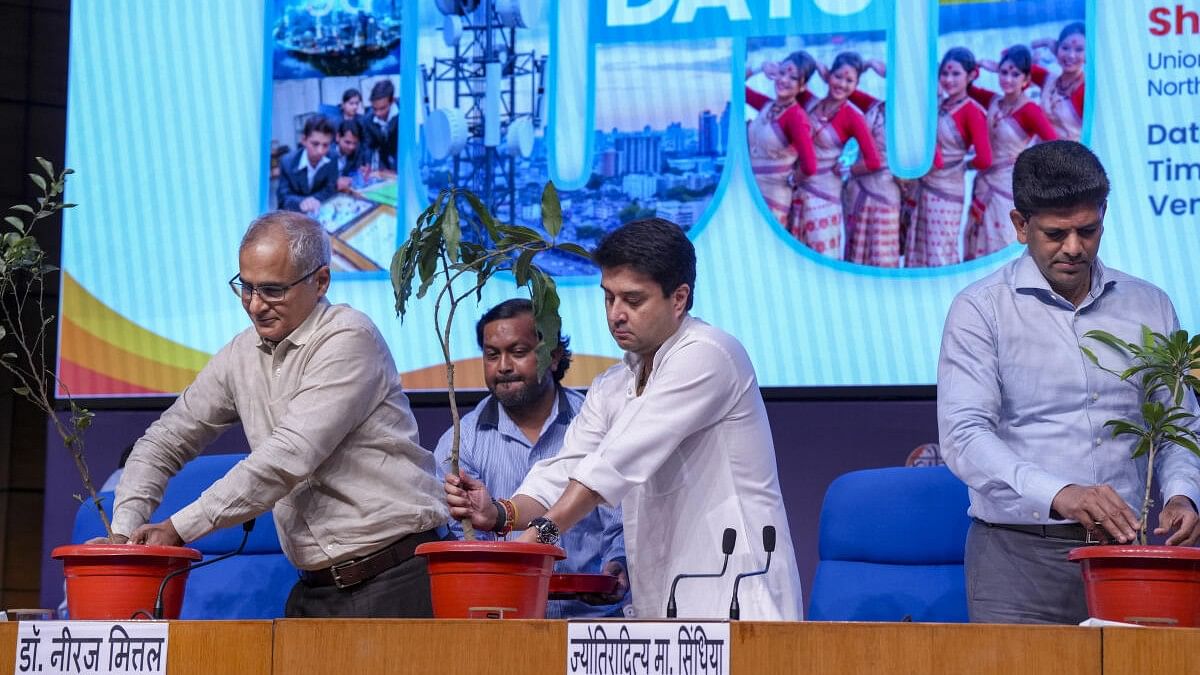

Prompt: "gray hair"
[240,211,331,272]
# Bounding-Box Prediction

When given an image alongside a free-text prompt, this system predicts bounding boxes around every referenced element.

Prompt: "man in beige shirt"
[106,211,448,617]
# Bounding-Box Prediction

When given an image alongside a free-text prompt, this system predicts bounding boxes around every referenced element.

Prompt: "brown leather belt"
[976,518,1103,544]
[300,528,441,589]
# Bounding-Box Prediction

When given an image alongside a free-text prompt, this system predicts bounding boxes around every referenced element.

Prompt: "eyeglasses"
[229,266,324,302]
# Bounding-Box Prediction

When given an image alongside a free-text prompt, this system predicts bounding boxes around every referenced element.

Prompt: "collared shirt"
[517,316,804,620]
[112,299,448,570]
[433,387,627,618]
[296,150,330,189]
[938,253,1200,525]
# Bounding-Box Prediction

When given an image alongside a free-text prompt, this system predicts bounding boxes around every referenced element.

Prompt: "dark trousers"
[965,520,1089,624]
[285,555,434,618]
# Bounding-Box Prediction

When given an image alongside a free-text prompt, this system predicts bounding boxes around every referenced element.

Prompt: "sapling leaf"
[29,174,46,191]
[541,181,562,239]
[9,204,34,214]
[35,157,54,178]
[513,249,535,287]
[555,242,592,260]
[461,191,500,242]
[442,198,461,263]
[1132,437,1151,458]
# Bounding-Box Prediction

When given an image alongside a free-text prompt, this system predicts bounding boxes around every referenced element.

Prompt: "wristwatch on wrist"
[528,516,560,546]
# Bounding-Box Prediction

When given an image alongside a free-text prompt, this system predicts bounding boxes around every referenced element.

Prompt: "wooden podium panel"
[732,622,1101,675]
[273,619,566,675]
[166,621,272,675]
[1102,626,1200,675]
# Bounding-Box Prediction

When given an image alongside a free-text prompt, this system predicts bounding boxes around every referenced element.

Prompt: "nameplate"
[14,621,168,674]
[566,621,729,675]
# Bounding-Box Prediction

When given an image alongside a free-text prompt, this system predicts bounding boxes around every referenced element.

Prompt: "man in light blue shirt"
[434,299,629,618]
[938,141,1200,624]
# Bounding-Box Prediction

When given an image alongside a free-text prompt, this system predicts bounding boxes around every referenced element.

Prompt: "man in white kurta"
[445,218,803,620]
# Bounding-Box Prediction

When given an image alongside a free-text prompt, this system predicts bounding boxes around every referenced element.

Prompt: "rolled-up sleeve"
[111,345,240,537]
[568,341,742,506]
[169,325,392,542]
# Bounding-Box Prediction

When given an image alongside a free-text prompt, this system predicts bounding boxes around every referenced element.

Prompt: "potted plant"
[3,159,201,620]
[1069,326,1200,626]
[391,181,589,618]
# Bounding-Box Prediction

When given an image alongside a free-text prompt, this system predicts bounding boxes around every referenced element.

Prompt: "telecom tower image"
[422,0,546,227]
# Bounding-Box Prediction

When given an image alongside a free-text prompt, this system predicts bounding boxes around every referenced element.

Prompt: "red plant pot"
[52,544,202,620]
[1069,545,1200,627]
[416,541,565,619]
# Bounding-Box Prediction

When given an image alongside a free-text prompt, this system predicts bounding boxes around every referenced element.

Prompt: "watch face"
[532,517,559,544]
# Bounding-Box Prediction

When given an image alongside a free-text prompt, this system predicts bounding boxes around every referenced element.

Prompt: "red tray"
[548,573,619,599]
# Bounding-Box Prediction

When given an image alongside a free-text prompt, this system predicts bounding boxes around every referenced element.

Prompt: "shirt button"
[1032,512,1041,520]
[1095,438,1102,446]
[274,367,281,376]
[1091,393,1099,401]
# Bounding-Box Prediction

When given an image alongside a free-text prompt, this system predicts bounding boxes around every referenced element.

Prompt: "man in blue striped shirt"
[434,299,629,618]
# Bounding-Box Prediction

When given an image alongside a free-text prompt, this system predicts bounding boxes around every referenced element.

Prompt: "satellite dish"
[496,0,541,28]
[425,108,468,160]
[503,117,535,158]
[434,0,481,17]
[442,15,463,47]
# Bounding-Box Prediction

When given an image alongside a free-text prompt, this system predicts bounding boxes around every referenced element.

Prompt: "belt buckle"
[1085,527,1102,545]
[330,559,362,589]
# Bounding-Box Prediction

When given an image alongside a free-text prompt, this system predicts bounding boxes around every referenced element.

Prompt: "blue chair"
[807,466,971,622]
[71,453,298,619]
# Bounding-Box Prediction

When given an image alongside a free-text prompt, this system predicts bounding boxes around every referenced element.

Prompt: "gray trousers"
[965,520,1090,624]
[284,555,434,618]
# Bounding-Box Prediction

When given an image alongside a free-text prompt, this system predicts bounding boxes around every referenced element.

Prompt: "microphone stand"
[149,519,256,620]
[666,528,736,618]
[729,526,776,620]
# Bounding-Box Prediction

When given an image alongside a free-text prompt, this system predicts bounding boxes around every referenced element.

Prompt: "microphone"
[665,528,736,619]
[150,519,256,620]
[729,526,776,620]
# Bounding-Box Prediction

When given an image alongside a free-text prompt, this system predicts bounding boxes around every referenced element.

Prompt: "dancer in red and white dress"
[843,59,901,267]
[791,52,882,259]
[965,45,1057,260]
[906,47,992,268]
[1030,21,1085,142]
[746,52,818,234]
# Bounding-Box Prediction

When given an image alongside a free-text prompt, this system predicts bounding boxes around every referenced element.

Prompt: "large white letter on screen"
[768,0,792,19]
[607,0,674,26]
[673,0,752,24]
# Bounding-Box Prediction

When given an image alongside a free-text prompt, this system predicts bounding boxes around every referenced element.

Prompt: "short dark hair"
[831,51,865,76]
[594,218,696,311]
[337,118,362,139]
[1000,44,1033,76]
[302,115,334,138]
[369,79,395,103]
[342,87,362,103]
[940,46,977,76]
[782,50,817,84]
[1058,21,1085,46]
[475,298,572,382]
[1012,140,1109,217]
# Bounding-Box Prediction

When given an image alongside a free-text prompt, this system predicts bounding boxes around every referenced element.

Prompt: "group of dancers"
[747,22,1086,268]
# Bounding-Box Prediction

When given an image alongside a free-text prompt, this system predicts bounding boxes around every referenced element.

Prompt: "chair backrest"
[70,453,297,619]
[807,465,971,622]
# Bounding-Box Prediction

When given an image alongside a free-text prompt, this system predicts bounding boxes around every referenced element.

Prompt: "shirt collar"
[477,385,572,440]
[297,150,330,173]
[622,314,694,379]
[1011,252,1115,305]
[255,297,330,353]
[373,104,398,126]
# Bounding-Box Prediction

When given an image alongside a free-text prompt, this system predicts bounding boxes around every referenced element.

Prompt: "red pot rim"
[1068,545,1200,562]
[416,540,565,559]
[51,543,202,561]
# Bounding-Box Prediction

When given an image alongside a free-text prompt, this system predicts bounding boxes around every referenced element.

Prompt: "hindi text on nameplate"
[566,621,730,675]
[14,621,169,675]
